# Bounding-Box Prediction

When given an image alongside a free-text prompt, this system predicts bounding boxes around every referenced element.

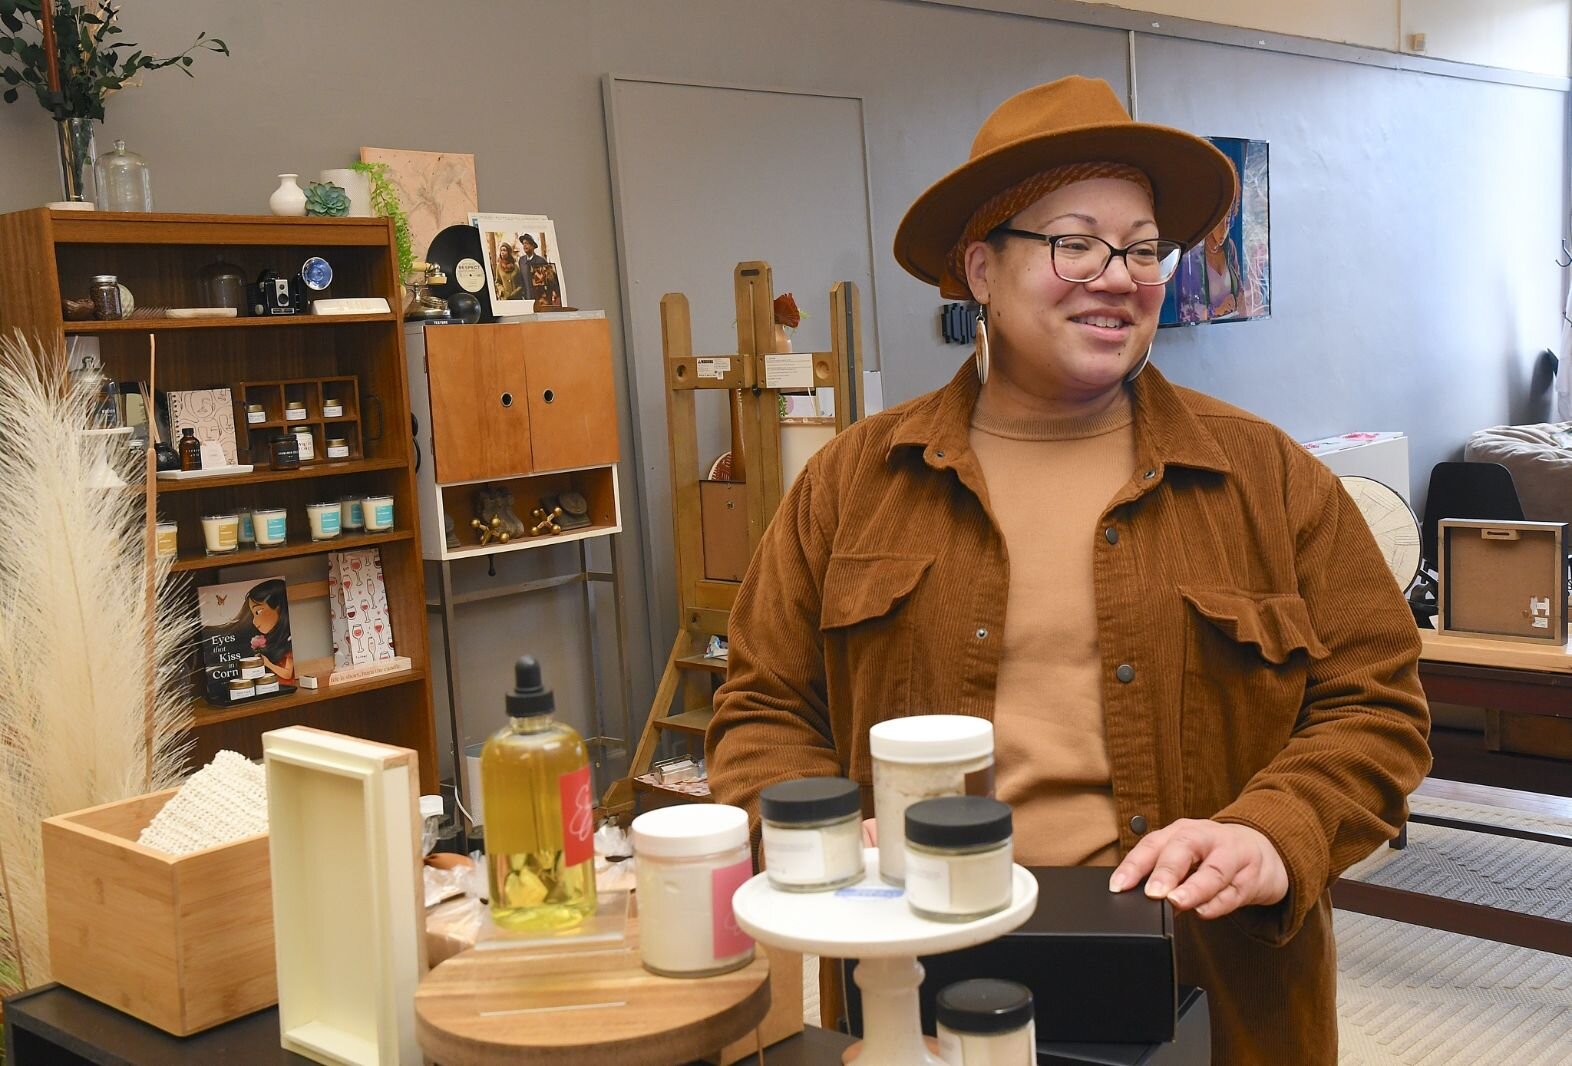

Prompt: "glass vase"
[55,117,97,204]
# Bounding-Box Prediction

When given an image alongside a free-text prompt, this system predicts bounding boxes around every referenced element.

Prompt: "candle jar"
[903,796,1014,922]
[284,401,308,421]
[245,403,267,425]
[154,521,178,559]
[363,494,395,531]
[632,805,755,977]
[238,655,266,680]
[870,715,994,884]
[339,496,365,531]
[759,777,864,892]
[936,980,1036,1066]
[306,500,342,541]
[325,436,350,460]
[254,675,281,696]
[90,274,122,320]
[253,507,288,546]
[227,677,255,702]
[322,396,344,418]
[200,514,240,555]
[269,434,300,471]
[237,511,256,545]
[292,427,315,462]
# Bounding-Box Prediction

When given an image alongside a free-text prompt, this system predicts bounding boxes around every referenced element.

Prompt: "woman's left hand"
[1107,819,1288,919]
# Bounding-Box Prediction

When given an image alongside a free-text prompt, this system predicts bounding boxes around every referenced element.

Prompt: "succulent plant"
[304,181,349,217]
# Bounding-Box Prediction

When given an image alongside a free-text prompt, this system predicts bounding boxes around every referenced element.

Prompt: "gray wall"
[0,1,1564,771]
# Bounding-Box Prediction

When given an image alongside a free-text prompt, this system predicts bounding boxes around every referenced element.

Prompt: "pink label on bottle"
[559,763,594,867]
[711,857,755,959]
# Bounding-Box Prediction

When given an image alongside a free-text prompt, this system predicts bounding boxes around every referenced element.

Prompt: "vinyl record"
[424,224,494,322]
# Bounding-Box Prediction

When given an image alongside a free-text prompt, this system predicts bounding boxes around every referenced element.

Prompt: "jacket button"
[976,627,988,639]
[1104,526,1119,545]
[1143,469,1156,479]
[1130,814,1148,835]
[1116,663,1135,683]
[935,450,946,459]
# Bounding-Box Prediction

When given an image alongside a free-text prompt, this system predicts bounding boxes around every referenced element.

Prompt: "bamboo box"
[41,788,275,1036]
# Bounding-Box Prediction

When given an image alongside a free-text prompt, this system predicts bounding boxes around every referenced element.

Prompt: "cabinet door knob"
[500,392,513,408]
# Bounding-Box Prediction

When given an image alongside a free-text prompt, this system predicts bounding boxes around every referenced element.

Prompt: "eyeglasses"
[990,228,1183,286]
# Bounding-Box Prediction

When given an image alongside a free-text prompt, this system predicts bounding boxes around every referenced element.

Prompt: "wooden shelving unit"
[0,209,439,790]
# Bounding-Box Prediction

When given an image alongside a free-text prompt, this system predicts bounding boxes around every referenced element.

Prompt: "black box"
[1039,987,1209,1065]
[844,866,1177,1043]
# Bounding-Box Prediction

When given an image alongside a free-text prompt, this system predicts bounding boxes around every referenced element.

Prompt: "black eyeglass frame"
[988,227,1183,286]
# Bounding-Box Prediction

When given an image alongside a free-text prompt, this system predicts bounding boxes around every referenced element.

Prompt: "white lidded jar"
[904,796,1014,922]
[870,715,994,884]
[936,979,1036,1066]
[759,776,865,892]
[632,804,755,977]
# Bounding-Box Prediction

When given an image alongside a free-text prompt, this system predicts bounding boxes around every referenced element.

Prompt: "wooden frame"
[1437,518,1568,645]
[264,726,426,1065]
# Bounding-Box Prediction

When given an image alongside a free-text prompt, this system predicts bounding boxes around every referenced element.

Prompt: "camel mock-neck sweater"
[968,388,1137,867]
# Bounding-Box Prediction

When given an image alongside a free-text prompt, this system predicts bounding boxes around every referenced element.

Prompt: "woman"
[237,578,294,682]
[706,76,1429,1063]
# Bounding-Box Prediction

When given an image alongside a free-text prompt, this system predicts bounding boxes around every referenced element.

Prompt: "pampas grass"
[0,333,194,992]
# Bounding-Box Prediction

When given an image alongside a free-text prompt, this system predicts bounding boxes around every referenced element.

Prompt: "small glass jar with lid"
[903,796,1013,922]
[93,139,154,212]
[759,777,865,892]
[870,715,994,885]
[90,274,122,320]
[631,805,755,977]
[935,979,1036,1066]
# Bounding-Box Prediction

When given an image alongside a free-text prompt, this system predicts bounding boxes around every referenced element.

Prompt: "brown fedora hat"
[895,76,1238,299]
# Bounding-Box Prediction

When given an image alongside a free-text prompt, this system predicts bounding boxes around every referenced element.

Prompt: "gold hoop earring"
[1125,344,1152,382]
[974,306,990,385]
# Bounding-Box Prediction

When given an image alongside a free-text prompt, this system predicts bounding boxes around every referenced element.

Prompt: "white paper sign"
[697,357,731,380]
[198,441,228,469]
[764,353,814,389]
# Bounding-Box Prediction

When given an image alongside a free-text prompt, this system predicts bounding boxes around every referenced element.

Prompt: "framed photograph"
[468,212,568,316]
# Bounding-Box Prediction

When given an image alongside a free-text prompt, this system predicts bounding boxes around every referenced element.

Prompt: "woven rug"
[1336,794,1572,1065]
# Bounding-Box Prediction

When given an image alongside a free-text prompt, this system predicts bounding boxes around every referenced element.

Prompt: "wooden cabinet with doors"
[406,312,632,828]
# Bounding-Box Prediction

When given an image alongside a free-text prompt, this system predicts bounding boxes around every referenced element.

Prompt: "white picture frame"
[264,726,426,1065]
[468,212,568,316]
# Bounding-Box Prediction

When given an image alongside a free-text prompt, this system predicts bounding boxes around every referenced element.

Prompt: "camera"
[246,269,308,316]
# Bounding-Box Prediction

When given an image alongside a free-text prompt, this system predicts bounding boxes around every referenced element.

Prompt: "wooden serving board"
[413,915,771,1066]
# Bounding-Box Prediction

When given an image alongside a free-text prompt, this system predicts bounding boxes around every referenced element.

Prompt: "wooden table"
[1330,629,1572,957]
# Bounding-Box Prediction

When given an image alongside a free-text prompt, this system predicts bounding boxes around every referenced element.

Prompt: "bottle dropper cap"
[505,655,554,717]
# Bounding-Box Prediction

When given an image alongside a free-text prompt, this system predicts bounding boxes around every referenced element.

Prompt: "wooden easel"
[606,262,862,813]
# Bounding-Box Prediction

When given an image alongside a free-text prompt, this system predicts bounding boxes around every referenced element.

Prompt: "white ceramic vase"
[269,173,307,216]
[318,168,373,217]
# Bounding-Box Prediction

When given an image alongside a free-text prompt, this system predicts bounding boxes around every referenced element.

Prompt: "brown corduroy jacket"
[707,360,1431,1064]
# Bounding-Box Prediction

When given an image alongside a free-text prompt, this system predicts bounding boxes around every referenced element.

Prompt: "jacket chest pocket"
[1178,585,1329,815]
[821,552,934,782]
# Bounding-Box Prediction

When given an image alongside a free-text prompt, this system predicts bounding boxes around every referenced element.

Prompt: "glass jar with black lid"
[759,776,865,891]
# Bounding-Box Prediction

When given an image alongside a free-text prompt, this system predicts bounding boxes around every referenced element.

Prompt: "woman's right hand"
[862,818,878,847]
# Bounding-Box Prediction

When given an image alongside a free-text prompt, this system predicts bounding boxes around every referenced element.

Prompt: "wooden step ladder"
[605,261,862,813]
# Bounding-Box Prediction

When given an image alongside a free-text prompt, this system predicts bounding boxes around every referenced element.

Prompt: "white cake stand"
[731,847,1037,1066]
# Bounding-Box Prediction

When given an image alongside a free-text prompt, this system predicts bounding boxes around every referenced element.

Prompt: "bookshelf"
[0,209,438,790]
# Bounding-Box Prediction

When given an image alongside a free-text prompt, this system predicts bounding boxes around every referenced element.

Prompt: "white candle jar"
[760,777,864,892]
[254,675,281,696]
[870,715,994,884]
[339,496,365,530]
[253,508,288,546]
[238,655,266,680]
[363,494,395,531]
[322,397,344,418]
[284,401,308,421]
[936,979,1036,1066]
[632,804,755,977]
[200,514,240,555]
[237,510,256,545]
[903,796,1013,922]
[325,437,350,460]
[306,500,342,541]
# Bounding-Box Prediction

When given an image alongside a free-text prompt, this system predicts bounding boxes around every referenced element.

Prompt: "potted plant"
[0,0,228,202]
